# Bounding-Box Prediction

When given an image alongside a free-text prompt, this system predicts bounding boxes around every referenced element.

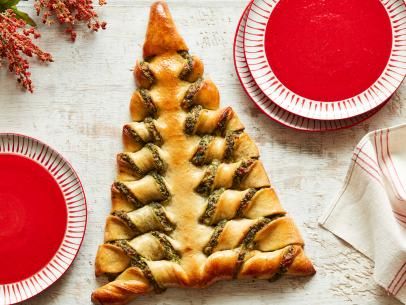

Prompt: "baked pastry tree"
[92,2,315,304]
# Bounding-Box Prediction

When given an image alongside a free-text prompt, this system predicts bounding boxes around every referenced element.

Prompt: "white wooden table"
[1,0,405,304]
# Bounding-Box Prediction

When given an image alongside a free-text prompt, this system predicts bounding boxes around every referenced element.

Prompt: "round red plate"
[0,134,86,305]
[244,0,406,120]
[234,1,388,131]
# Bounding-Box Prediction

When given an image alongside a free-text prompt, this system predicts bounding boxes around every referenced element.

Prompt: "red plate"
[0,134,86,305]
[234,0,388,131]
[244,0,406,120]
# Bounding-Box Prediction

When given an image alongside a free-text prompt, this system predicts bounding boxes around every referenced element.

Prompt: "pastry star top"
[92,2,315,304]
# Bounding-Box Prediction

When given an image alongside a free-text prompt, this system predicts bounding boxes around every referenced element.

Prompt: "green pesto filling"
[235,188,258,218]
[232,158,255,188]
[233,218,270,278]
[234,248,248,279]
[114,182,143,209]
[123,125,145,146]
[199,188,225,225]
[111,240,165,293]
[185,105,202,135]
[143,54,155,62]
[111,210,141,235]
[139,61,155,84]
[139,89,157,118]
[235,189,258,218]
[146,144,166,173]
[118,153,143,176]
[215,108,232,136]
[241,218,271,248]
[106,272,120,281]
[191,135,213,166]
[195,160,219,196]
[150,203,175,233]
[203,219,227,256]
[151,172,170,200]
[269,245,296,282]
[224,131,239,161]
[182,78,203,110]
[178,51,193,80]
[151,231,181,262]
[233,215,285,278]
[144,117,163,146]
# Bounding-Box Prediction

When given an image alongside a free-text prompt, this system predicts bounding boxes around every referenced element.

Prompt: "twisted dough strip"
[105,203,175,242]
[117,144,167,181]
[185,105,244,136]
[191,132,259,165]
[111,173,170,212]
[200,188,284,225]
[122,118,162,152]
[130,70,218,122]
[92,262,186,305]
[195,159,270,195]
[92,245,312,305]
[203,217,303,255]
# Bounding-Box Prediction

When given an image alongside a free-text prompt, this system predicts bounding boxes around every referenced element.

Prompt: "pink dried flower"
[35,0,107,41]
[0,9,53,92]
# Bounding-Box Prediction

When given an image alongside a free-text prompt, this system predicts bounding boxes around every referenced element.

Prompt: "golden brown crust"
[134,61,154,89]
[93,1,315,304]
[92,268,151,305]
[192,79,220,110]
[184,55,204,82]
[143,1,188,59]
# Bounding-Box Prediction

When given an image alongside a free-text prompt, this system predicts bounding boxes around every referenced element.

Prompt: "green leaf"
[10,6,36,26]
[0,0,20,7]
[0,2,10,12]
[7,0,21,7]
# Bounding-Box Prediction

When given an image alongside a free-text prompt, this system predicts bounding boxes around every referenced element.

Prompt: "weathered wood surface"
[0,0,405,304]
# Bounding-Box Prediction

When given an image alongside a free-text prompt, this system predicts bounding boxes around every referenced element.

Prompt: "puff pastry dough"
[92,2,315,304]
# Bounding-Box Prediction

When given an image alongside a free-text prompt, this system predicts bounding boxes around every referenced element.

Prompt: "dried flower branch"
[0,0,106,92]
[0,9,53,92]
[34,0,107,41]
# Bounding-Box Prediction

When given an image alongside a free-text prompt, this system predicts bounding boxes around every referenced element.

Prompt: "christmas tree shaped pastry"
[92,2,315,304]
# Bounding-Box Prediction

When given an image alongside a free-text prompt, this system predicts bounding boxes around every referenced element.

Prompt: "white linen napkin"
[320,124,406,303]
